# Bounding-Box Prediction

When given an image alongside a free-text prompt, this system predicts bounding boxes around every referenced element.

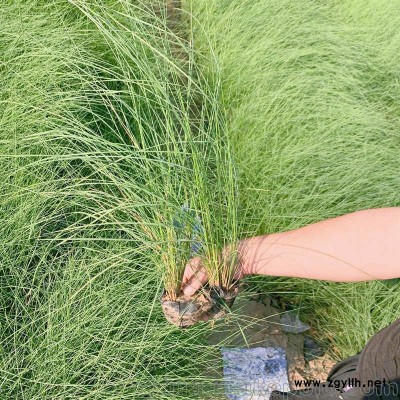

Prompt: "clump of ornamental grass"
[0,0,236,398]
[187,0,400,356]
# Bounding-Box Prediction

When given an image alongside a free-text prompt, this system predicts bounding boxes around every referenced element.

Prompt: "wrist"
[222,235,265,281]
[236,235,271,278]
[234,238,254,279]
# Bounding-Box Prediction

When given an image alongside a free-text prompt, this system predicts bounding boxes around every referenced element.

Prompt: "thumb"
[181,258,208,296]
[183,283,198,297]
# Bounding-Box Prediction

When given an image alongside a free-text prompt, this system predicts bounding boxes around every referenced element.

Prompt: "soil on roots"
[161,285,239,327]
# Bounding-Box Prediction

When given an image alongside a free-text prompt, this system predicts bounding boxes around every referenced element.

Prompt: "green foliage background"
[1,0,399,398]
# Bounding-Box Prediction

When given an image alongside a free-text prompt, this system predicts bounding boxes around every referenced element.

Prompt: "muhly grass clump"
[0,1,236,398]
[188,0,400,357]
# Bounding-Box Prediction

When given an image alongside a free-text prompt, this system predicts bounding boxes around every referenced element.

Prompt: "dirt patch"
[206,294,337,389]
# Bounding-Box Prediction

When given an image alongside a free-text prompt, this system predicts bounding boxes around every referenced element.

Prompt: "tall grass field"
[1,0,399,398]
[188,0,400,357]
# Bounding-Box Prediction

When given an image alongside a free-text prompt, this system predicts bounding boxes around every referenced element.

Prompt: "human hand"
[181,250,245,297]
[181,257,208,297]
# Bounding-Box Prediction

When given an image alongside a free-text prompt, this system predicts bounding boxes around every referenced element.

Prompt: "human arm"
[182,207,400,296]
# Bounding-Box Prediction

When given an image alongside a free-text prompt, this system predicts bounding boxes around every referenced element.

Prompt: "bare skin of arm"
[182,207,400,297]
